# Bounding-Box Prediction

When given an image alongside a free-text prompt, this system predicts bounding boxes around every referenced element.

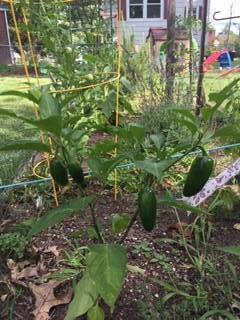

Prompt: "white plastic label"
[183,158,240,207]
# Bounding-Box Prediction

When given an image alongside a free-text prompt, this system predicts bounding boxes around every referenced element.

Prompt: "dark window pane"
[193,8,197,18]
[130,0,143,4]
[130,5,143,18]
[147,5,161,18]
[148,0,160,3]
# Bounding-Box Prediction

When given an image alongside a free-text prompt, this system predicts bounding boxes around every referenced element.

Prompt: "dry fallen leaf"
[44,246,60,257]
[7,259,38,281]
[0,219,13,232]
[30,280,72,320]
[167,222,193,239]
[233,223,240,231]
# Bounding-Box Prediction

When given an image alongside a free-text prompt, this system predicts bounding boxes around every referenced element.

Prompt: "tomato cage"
[0,0,123,203]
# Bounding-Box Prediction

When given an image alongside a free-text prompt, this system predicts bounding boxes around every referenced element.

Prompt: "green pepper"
[68,163,86,188]
[183,155,214,197]
[138,188,157,232]
[50,159,68,186]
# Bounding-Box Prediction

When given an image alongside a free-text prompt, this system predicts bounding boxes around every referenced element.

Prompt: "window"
[184,6,201,19]
[147,0,161,18]
[129,0,162,19]
[129,0,143,19]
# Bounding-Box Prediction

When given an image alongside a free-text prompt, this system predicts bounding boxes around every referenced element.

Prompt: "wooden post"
[188,0,193,102]
[165,0,176,101]
[196,0,208,115]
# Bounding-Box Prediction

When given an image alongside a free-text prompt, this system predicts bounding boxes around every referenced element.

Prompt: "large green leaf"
[87,304,105,320]
[88,156,125,182]
[177,119,198,135]
[117,124,145,142]
[65,272,98,320]
[134,159,174,180]
[0,90,39,104]
[91,140,117,156]
[39,89,60,119]
[209,78,240,107]
[214,125,240,141]
[220,246,240,257]
[168,108,197,124]
[87,244,127,311]
[158,196,206,215]
[28,196,92,237]
[31,116,62,136]
[0,141,50,152]
[0,108,61,136]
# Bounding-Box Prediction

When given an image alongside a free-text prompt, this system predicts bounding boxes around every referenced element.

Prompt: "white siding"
[120,0,211,45]
[123,20,167,45]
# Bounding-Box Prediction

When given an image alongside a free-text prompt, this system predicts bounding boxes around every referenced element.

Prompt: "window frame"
[127,0,164,21]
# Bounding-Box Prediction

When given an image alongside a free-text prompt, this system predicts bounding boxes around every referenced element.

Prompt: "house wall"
[121,0,211,46]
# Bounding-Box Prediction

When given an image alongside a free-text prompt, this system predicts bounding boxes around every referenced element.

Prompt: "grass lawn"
[0,76,49,185]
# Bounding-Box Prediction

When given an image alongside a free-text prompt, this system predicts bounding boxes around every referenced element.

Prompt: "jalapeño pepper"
[68,163,86,188]
[183,154,214,197]
[138,188,157,232]
[50,159,68,186]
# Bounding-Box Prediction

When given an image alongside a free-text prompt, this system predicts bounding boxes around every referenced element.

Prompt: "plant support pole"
[196,0,208,115]
[189,0,193,102]
[165,0,176,101]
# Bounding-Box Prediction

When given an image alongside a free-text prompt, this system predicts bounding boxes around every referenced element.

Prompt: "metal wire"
[0,142,239,191]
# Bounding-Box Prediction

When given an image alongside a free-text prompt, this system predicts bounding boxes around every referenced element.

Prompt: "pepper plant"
[0,77,239,319]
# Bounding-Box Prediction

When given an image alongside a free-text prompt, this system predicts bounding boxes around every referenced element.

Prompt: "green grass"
[0,77,49,185]
[204,72,240,98]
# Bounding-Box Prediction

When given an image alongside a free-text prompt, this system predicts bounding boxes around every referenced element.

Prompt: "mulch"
[0,181,240,320]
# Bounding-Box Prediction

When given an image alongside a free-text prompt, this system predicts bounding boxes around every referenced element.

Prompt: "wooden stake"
[196,0,208,115]
[165,0,176,101]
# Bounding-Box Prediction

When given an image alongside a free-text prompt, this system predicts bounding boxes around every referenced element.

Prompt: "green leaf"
[112,214,130,234]
[150,134,165,149]
[209,78,240,107]
[0,108,61,136]
[0,107,32,122]
[120,76,133,92]
[214,125,240,140]
[0,90,39,104]
[128,124,145,141]
[116,124,145,142]
[219,246,240,257]
[0,141,50,152]
[91,140,117,156]
[127,264,145,275]
[199,310,236,320]
[87,304,105,320]
[158,196,206,215]
[177,119,198,135]
[88,156,125,182]
[134,159,173,180]
[103,91,116,118]
[168,108,197,124]
[39,89,60,119]
[28,196,92,237]
[65,272,98,320]
[31,116,62,136]
[87,244,127,311]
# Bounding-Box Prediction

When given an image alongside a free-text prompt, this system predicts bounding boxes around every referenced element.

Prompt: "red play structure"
[203,49,228,72]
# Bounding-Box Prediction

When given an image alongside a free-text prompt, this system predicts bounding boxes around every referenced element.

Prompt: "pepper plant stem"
[118,209,139,244]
